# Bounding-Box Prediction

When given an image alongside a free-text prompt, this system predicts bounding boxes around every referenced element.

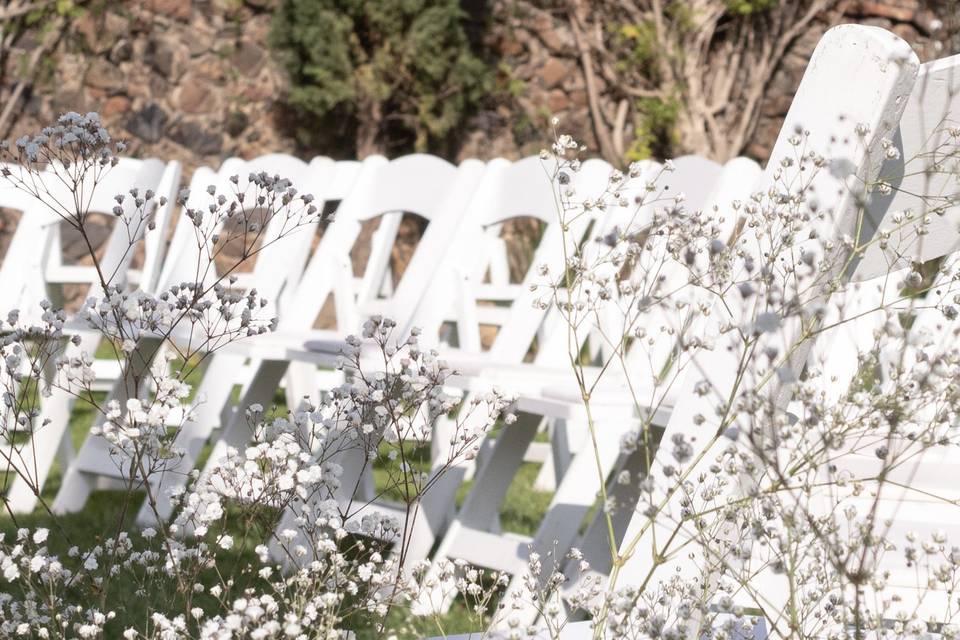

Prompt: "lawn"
[0,352,560,638]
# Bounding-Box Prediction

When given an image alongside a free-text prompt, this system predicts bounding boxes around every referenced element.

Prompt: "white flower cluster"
[6,111,960,639]
[5,112,121,165]
[91,356,191,460]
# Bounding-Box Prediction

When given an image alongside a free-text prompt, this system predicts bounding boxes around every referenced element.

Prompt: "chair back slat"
[859,53,960,278]
[285,155,487,333]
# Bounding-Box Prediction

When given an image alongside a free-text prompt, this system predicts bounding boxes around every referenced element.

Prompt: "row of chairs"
[433,23,960,638]
[1,23,959,636]
[0,138,752,573]
[461,23,960,636]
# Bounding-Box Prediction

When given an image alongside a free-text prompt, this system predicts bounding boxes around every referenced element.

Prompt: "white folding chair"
[263,156,622,570]
[134,154,488,526]
[2,157,181,513]
[738,265,960,630]
[50,154,339,520]
[417,155,761,620]
[607,23,924,637]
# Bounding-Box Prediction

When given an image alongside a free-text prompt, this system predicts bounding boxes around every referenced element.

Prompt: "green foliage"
[626,96,680,161]
[612,19,683,160]
[725,0,779,16]
[614,21,660,78]
[24,0,85,27]
[269,0,490,155]
[495,61,526,99]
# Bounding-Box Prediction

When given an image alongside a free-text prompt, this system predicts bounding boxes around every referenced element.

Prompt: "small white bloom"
[3,562,19,581]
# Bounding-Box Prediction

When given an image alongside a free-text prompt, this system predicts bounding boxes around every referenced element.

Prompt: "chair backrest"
[425,153,742,367]
[135,160,182,293]
[282,154,487,334]
[490,158,616,363]
[464,155,565,291]
[3,158,179,312]
[612,24,921,608]
[407,156,612,359]
[221,153,330,315]
[770,269,960,621]
[554,156,763,589]
[620,156,763,403]
[88,158,180,295]
[274,158,364,315]
[857,50,960,279]
[798,46,960,624]
[0,163,57,308]
[661,155,723,207]
[155,164,219,293]
[155,154,323,313]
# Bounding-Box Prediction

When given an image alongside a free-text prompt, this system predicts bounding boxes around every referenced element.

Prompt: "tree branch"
[568,0,619,164]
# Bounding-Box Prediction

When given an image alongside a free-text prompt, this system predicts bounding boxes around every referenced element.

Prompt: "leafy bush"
[269,0,490,156]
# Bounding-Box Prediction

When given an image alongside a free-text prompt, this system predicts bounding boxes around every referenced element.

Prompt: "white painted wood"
[417,25,939,636]
[2,158,181,514]
[131,155,346,524]
[152,155,488,532]
[611,24,918,635]
[782,274,960,623]
[0,163,55,313]
[6,28,952,630]
[423,617,765,640]
[426,620,596,640]
[858,52,960,279]
[267,155,617,572]
[49,154,331,519]
[419,155,761,623]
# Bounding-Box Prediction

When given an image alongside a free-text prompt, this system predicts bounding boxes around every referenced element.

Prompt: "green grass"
[371,425,555,537]
[0,361,559,637]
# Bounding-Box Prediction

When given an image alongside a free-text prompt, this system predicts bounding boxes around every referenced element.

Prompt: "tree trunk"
[356,97,382,159]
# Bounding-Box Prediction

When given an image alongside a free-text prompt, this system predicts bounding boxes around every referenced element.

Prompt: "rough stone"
[84,59,125,91]
[892,23,921,42]
[145,38,182,80]
[170,120,222,155]
[175,76,220,113]
[499,37,524,57]
[126,104,168,143]
[101,95,132,119]
[147,0,192,22]
[230,42,266,76]
[75,12,122,54]
[534,23,571,52]
[191,57,229,84]
[847,1,917,23]
[109,39,134,63]
[186,27,212,57]
[547,89,568,113]
[0,0,951,183]
[24,94,44,119]
[540,58,569,88]
[52,90,87,114]
[56,53,87,94]
[240,84,271,102]
[149,72,169,96]
[226,110,249,137]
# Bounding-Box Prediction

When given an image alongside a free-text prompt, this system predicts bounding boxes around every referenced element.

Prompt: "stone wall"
[458,0,955,163]
[5,0,957,171]
[13,1,291,174]
[744,0,950,159]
